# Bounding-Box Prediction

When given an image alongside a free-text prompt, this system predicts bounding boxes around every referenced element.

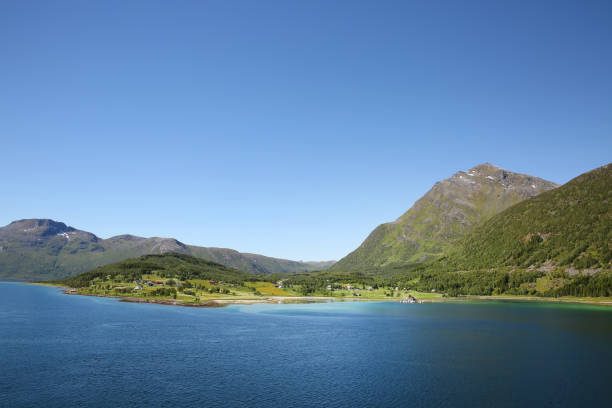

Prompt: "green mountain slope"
[0,219,334,281]
[332,164,558,271]
[289,165,611,298]
[436,163,612,272]
[57,253,252,288]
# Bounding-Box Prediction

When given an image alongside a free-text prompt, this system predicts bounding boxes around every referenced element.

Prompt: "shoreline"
[464,295,612,306]
[54,288,612,308]
[63,290,348,308]
[20,282,612,308]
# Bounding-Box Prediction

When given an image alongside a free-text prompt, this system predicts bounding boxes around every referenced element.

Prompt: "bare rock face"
[332,163,559,271]
[0,219,74,239]
[147,238,189,254]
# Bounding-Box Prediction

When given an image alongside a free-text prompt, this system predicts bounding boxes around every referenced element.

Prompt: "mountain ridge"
[0,219,335,281]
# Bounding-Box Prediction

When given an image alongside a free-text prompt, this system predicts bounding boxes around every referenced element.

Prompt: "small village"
[63,273,439,306]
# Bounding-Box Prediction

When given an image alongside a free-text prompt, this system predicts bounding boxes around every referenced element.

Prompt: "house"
[326,285,332,290]
[134,285,143,291]
[431,289,436,293]
[400,295,417,304]
[209,281,216,285]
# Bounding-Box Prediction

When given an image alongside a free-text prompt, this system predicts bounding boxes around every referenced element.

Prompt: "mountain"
[434,163,611,272]
[0,219,334,281]
[331,163,559,272]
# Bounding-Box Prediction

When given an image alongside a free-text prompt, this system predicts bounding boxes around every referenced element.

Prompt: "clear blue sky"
[1,0,610,261]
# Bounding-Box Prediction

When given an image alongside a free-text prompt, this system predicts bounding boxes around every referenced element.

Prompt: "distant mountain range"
[331,163,559,272]
[0,219,335,281]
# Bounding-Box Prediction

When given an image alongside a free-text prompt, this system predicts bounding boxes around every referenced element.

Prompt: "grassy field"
[314,287,443,300]
[245,282,299,296]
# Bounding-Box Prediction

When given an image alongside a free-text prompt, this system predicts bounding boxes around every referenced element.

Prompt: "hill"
[0,219,334,281]
[56,253,253,288]
[332,163,558,271]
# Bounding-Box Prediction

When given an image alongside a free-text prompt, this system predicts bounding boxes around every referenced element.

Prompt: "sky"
[1,0,611,261]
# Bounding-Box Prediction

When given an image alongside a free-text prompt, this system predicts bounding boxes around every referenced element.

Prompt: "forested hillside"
[57,253,254,288]
[437,163,611,272]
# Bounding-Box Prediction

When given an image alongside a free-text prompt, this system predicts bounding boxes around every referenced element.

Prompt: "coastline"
[21,282,612,308]
[46,286,612,308]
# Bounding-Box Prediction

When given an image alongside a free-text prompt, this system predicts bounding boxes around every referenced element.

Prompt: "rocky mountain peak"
[448,164,559,192]
[4,219,74,237]
[468,163,501,174]
[147,238,189,254]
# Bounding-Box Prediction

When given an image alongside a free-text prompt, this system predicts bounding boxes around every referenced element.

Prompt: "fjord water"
[2,283,612,408]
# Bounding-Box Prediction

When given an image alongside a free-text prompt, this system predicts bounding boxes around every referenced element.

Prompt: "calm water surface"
[1,282,612,407]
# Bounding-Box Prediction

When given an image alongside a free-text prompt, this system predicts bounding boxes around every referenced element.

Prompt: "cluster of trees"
[416,268,612,298]
[286,265,612,298]
[405,269,534,296]
[553,273,612,297]
[170,286,233,297]
[286,271,389,295]
[205,286,232,294]
[148,287,177,297]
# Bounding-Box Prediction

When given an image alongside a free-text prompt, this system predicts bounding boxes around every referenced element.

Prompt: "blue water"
[2,283,612,407]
